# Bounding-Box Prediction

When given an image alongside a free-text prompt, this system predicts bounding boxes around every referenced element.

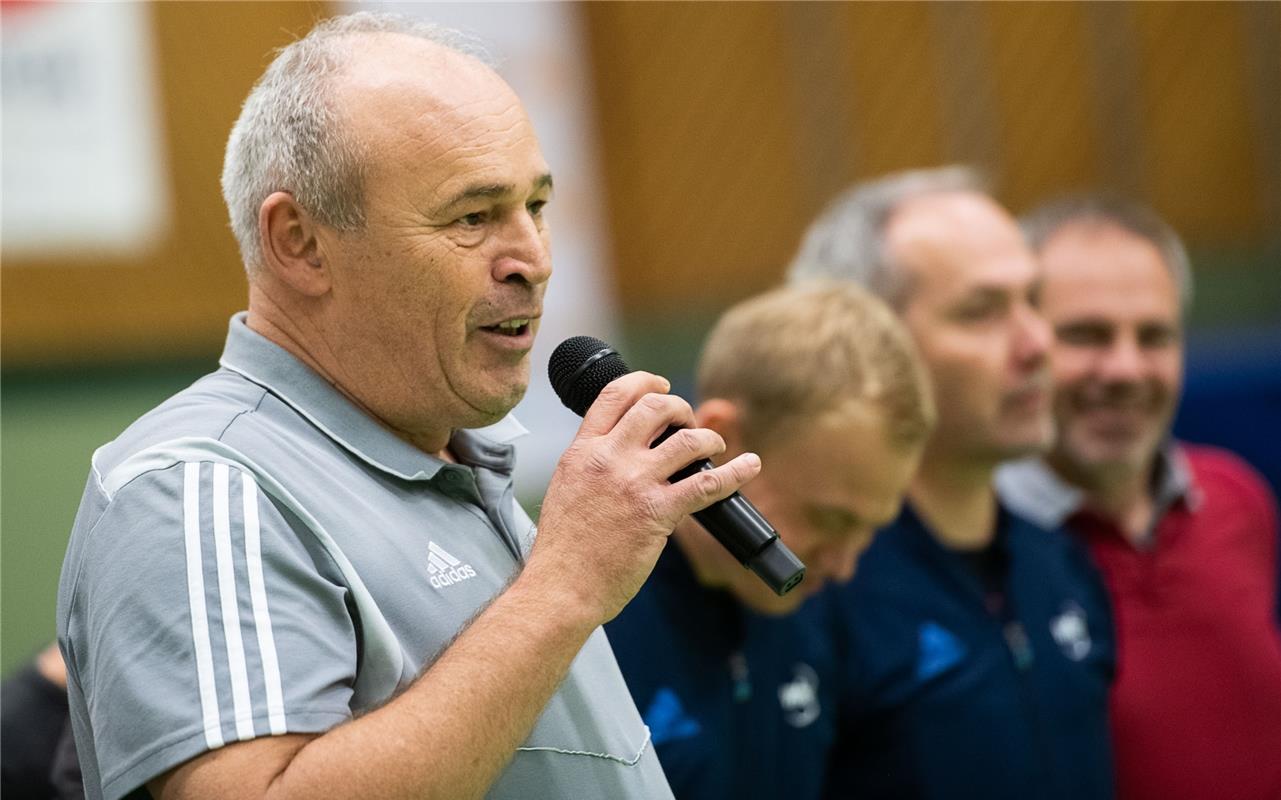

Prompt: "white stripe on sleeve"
[183,462,225,749]
[212,463,256,741]
[241,471,287,735]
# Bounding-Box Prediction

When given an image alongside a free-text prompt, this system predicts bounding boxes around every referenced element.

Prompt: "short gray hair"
[220,12,492,273]
[1020,195,1194,311]
[787,165,988,308]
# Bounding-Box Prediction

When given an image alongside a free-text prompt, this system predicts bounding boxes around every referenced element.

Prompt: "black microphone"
[549,336,806,597]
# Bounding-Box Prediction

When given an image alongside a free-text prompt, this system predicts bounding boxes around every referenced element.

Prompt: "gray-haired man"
[791,167,1115,800]
[56,13,759,800]
[997,197,1281,800]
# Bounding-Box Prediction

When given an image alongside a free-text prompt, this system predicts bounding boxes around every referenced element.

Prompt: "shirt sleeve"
[62,459,358,800]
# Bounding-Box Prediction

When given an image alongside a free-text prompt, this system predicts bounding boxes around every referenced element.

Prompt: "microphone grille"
[549,336,631,417]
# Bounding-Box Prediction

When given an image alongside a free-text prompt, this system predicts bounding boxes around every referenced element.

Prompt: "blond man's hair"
[698,282,936,451]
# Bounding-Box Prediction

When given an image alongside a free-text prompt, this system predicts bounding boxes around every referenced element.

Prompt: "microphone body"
[550,336,806,596]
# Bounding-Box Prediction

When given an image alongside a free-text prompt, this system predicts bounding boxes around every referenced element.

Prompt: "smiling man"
[55,13,762,800]
[998,196,1281,800]
[790,167,1116,800]
[606,282,934,800]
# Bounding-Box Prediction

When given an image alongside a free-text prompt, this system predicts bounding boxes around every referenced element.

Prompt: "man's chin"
[461,385,528,429]
[1052,434,1154,482]
[992,427,1055,462]
[1069,443,1150,475]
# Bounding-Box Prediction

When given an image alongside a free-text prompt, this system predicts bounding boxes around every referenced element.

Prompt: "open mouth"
[481,318,531,337]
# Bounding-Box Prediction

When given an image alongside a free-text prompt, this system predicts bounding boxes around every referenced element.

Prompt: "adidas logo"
[427,541,477,589]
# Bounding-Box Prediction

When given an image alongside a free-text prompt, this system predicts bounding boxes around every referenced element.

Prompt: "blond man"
[607,281,934,800]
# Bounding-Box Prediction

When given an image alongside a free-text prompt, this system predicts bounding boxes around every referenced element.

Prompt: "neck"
[1046,451,1156,543]
[246,290,453,457]
[910,449,999,551]
[245,290,336,391]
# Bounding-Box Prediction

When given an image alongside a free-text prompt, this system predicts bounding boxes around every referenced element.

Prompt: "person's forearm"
[36,643,68,689]
[275,561,594,800]
[149,559,600,800]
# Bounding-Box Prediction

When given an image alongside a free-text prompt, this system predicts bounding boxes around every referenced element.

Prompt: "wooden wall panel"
[840,3,948,179]
[1133,3,1267,241]
[582,2,1277,320]
[3,2,1276,363]
[2,2,331,366]
[987,3,1101,210]
[581,3,809,316]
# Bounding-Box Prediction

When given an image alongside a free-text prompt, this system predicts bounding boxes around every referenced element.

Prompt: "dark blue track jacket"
[824,503,1116,800]
[607,542,839,800]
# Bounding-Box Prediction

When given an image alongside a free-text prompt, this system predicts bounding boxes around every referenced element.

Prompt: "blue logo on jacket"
[644,687,702,745]
[916,621,966,682]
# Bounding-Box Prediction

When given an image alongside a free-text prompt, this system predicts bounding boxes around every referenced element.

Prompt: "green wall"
[1,363,210,675]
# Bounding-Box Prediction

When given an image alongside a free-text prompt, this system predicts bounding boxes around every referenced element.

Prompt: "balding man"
[998,197,1281,800]
[790,167,1115,800]
[56,13,758,800]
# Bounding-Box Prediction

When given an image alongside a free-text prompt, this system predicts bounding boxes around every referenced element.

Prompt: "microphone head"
[549,336,632,417]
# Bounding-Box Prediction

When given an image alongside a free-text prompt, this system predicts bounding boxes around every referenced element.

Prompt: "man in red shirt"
[997,196,1281,800]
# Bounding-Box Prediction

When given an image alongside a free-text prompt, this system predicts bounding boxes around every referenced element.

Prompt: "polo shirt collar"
[218,313,526,481]
[1152,444,1200,513]
[995,441,1201,533]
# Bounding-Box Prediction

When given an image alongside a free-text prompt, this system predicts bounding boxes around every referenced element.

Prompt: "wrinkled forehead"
[1040,222,1182,320]
[1041,219,1173,281]
[888,191,1037,298]
[330,33,531,153]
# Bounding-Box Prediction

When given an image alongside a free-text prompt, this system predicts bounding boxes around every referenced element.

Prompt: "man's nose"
[1097,335,1145,383]
[1013,302,1052,370]
[492,211,552,286]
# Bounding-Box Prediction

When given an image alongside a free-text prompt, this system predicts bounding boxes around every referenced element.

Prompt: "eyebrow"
[955,286,1008,305]
[1057,318,1178,333]
[956,280,1040,304]
[439,173,554,212]
[1056,318,1112,330]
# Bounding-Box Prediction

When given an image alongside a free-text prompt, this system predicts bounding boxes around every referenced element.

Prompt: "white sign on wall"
[2,2,170,259]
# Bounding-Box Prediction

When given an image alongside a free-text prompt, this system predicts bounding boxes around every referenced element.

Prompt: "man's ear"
[258,191,331,297]
[694,397,747,462]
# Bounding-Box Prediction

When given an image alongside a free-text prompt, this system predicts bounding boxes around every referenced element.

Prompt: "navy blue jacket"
[825,503,1116,800]
[607,542,839,800]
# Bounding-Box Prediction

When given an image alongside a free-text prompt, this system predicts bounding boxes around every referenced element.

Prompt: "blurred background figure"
[1,644,81,800]
[791,167,1115,800]
[999,197,1281,800]
[607,281,935,800]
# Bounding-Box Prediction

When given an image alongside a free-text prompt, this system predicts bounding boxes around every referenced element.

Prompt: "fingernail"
[744,452,761,469]
[658,376,671,392]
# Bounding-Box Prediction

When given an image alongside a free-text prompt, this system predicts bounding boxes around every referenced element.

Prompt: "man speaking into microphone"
[55,12,760,800]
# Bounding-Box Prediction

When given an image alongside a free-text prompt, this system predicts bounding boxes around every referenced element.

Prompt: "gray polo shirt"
[57,313,671,800]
